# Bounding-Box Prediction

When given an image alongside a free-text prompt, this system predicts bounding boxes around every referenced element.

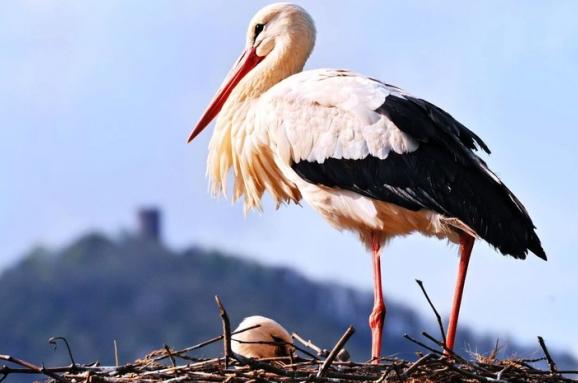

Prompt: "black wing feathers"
[291,94,546,260]
[380,95,491,157]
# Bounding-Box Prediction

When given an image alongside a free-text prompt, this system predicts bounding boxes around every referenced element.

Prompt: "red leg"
[445,234,475,354]
[369,235,386,363]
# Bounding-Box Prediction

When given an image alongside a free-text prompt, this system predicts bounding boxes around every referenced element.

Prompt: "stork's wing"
[258,69,545,260]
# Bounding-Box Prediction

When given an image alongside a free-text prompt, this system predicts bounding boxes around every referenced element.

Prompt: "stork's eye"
[254,23,265,40]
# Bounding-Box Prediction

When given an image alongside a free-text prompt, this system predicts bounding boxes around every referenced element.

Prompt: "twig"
[232,353,296,378]
[316,325,355,378]
[292,332,328,357]
[537,336,557,374]
[0,354,66,382]
[231,338,318,360]
[164,345,177,368]
[496,364,512,381]
[374,367,391,383]
[325,370,381,381]
[421,332,495,377]
[438,358,490,381]
[415,279,447,348]
[214,295,232,369]
[48,336,77,370]
[521,356,547,363]
[489,338,501,361]
[403,334,444,356]
[421,332,467,363]
[401,353,433,378]
[288,343,318,360]
[114,339,120,367]
[392,364,405,383]
[151,324,261,362]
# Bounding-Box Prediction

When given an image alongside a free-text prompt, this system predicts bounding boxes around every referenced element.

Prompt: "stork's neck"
[207,43,310,210]
[229,47,308,106]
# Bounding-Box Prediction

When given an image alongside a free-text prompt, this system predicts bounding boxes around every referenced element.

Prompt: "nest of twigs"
[2,293,576,382]
[3,338,576,383]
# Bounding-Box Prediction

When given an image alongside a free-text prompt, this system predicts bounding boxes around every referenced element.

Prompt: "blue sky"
[1,1,577,357]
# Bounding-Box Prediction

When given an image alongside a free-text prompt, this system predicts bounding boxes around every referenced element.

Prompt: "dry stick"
[429,366,450,381]
[438,359,491,382]
[0,354,66,382]
[403,334,444,357]
[421,331,504,375]
[214,295,232,369]
[421,331,495,377]
[496,364,512,381]
[557,370,578,375]
[392,364,405,383]
[374,367,391,383]
[316,325,355,378]
[420,332,467,364]
[288,343,319,360]
[0,365,121,375]
[537,336,558,374]
[292,332,328,357]
[0,367,66,379]
[324,370,381,381]
[141,358,222,376]
[233,353,297,378]
[113,339,120,367]
[164,345,177,368]
[400,353,434,379]
[232,338,318,360]
[521,356,547,364]
[415,279,447,348]
[512,358,546,372]
[281,360,322,369]
[49,336,78,371]
[151,324,261,362]
[489,338,501,361]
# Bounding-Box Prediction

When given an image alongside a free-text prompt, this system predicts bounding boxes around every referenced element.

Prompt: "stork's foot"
[369,301,386,363]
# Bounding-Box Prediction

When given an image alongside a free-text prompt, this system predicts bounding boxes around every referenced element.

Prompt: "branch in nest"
[316,325,355,378]
[415,279,447,350]
[214,295,232,369]
[538,336,558,374]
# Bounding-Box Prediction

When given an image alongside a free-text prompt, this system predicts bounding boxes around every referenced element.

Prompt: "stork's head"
[187,3,316,142]
[246,3,316,62]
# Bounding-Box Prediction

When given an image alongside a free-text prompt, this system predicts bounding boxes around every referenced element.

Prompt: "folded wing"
[259,69,546,259]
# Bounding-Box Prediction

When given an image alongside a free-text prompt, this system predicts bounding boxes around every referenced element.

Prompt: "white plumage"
[231,316,293,358]
[255,69,454,246]
[258,69,419,164]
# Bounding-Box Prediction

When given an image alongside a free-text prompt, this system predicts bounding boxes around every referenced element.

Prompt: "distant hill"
[0,233,575,372]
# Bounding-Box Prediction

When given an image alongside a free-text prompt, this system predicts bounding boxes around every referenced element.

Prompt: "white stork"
[187,3,546,361]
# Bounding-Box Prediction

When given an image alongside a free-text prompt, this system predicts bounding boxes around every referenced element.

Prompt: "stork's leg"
[369,235,386,363]
[445,233,475,353]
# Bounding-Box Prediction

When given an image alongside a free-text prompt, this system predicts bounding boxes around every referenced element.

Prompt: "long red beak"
[187,47,265,143]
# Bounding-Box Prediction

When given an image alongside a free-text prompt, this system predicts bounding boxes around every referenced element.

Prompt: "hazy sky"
[1,1,577,357]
